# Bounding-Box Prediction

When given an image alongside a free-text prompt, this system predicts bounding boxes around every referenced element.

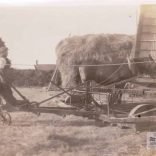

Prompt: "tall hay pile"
[56,34,134,87]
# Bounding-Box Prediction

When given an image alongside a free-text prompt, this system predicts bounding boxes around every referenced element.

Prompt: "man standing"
[0,45,18,108]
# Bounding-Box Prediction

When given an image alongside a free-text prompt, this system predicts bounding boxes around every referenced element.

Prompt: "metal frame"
[0,79,154,126]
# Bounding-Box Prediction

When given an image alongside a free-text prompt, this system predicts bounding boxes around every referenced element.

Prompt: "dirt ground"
[0,87,156,156]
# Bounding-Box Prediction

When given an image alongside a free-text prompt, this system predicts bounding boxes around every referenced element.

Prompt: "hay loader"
[1,5,156,131]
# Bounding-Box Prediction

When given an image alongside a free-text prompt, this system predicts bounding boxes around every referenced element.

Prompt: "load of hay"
[56,34,134,87]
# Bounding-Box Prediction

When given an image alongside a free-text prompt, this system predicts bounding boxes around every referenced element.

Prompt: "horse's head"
[128,54,156,77]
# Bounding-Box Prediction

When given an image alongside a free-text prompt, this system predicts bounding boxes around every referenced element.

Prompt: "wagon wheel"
[0,111,12,125]
[129,104,156,118]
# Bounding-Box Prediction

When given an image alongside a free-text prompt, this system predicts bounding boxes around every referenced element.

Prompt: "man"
[0,46,19,108]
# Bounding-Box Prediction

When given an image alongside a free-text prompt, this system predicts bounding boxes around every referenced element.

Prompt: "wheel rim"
[0,111,12,125]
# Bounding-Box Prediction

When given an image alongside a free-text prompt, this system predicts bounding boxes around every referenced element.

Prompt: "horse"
[78,55,156,106]
[79,55,156,85]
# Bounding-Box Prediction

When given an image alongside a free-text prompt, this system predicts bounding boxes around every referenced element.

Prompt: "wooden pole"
[47,67,58,91]
[99,115,156,124]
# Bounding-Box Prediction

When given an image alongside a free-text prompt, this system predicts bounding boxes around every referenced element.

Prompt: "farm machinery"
[1,77,156,130]
[1,4,156,130]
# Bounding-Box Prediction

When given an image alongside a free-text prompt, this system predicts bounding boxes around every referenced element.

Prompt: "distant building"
[34,60,56,72]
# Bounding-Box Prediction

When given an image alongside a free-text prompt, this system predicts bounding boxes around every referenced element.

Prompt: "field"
[0,87,156,156]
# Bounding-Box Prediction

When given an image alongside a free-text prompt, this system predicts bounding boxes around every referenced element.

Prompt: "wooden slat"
[139,40,156,42]
[100,115,156,123]
[142,24,156,26]
[139,49,156,51]
[141,32,156,34]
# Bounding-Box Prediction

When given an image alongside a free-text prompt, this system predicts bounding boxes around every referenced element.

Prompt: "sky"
[0,0,154,69]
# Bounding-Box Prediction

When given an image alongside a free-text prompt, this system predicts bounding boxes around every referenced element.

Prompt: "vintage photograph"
[0,0,156,155]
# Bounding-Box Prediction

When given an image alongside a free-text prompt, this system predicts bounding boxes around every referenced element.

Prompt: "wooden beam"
[47,67,58,91]
[99,115,156,123]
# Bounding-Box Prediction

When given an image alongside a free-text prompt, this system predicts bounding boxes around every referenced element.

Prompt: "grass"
[0,87,154,156]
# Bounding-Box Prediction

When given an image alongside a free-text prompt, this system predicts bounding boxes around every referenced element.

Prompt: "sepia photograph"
[0,0,156,155]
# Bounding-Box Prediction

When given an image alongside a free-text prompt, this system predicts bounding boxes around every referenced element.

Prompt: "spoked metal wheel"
[0,111,12,125]
[129,104,156,118]
[128,104,156,132]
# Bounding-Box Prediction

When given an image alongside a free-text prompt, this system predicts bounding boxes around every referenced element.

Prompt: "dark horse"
[78,55,156,105]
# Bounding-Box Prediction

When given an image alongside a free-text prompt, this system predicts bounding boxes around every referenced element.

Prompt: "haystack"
[56,34,134,87]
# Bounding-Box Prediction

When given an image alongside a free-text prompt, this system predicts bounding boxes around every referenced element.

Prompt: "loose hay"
[56,34,134,87]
